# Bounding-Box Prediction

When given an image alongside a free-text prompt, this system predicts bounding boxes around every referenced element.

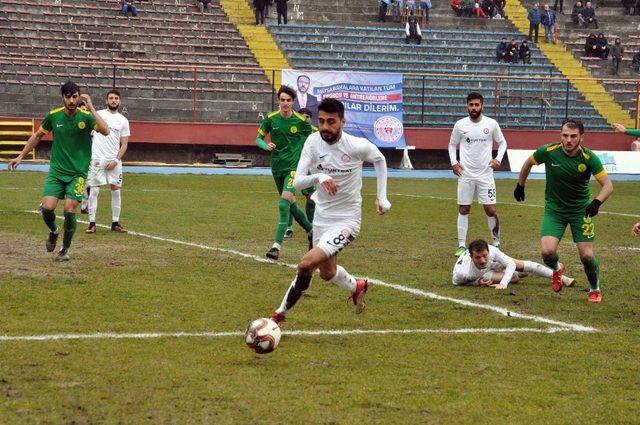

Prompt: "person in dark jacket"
[519,39,532,63]
[596,32,609,59]
[585,33,598,57]
[254,0,266,24]
[610,38,624,75]
[622,0,635,14]
[541,4,557,43]
[632,50,640,73]
[571,1,585,26]
[507,39,519,63]
[496,37,509,62]
[583,1,598,28]
[405,12,423,44]
[275,0,288,24]
[527,3,541,43]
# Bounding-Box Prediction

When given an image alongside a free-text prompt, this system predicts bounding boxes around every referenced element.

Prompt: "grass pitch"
[0,171,639,424]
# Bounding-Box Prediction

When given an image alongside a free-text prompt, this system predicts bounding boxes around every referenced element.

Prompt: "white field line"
[61,215,596,333]
[2,186,638,218]
[614,246,640,251]
[0,327,576,343]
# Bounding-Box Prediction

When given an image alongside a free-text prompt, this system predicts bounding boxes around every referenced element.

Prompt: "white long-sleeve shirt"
[448,115,507,179]
[294,130,389,228]
[452,245,516,286]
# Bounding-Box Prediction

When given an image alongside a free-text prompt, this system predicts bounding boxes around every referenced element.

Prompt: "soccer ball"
[245,318,281,354]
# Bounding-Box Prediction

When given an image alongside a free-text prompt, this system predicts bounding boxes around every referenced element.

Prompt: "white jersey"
[452,245,516,286]
[294,130,386,228]
[91,109,130,161]
[448,115,507,179]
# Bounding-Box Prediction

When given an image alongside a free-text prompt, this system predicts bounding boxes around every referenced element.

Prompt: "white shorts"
[451,255,493,286]
[313,224,359,258]
[87,159,123,187]
[457,176,496,205]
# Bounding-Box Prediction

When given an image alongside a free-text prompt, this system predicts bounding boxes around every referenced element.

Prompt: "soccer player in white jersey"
[84,90,130,233]
[269,98,391,323]
[453,239,576,290]
[448,92,507,257]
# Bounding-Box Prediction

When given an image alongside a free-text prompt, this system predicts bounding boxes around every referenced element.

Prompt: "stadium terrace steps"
[504,0,634,127]
[0,0,274,122]
[219,0,289,88]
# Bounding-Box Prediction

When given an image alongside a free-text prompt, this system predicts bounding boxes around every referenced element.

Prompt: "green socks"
[42,208,58,232]
[290,203,312,232]
[274,199,290,244]
[305,199,315,223]
[543,253,560,271]
[582,256,600,291]
[63,212,77,249]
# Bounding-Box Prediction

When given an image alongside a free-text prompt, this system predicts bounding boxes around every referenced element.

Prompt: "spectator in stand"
[481,0,495,17]
[451,0,464,15]
[585,33,599,57]
[391,0,403,22]
[571,1,586,27]
[405,11,423,44]
[507,38,519,62]
[493,0,507,17]
[121,0,138,16]
[496,36,509,62]
[379,0,391,21]
[596,32,610,59]
[420,0,432,23]
[541,4,557,43]
[519,39,532,63]
[528,3,541,44]
[583,2,598,28]
[195,0,212,12]
[254,0,266,24]
[611,38,624,75]
[461,0,476,15]
[553,0,564,14]
[474,1,488,16]
[622,0,636,14]
[276,0,288,24]
[632,50,640,73]
[406,0,417,11]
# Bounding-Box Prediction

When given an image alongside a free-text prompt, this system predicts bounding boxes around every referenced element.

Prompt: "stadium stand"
[269,17,612,128]
[0,0,273,122]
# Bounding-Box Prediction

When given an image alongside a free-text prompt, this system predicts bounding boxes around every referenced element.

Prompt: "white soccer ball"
[245,318,281,354]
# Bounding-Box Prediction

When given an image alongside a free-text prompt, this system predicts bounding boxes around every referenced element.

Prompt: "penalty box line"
[57,213,594,334]
[0,327,576,343]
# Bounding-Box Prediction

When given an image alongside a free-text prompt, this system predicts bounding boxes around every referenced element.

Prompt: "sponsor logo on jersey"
[78,122,86,129]
[373,115,403,144]
[577,163,587,172]
[340,154,351,163]
[316,163,354,174]
[290,126,297,134]
[56,124,63,128]
[483,128,490,134]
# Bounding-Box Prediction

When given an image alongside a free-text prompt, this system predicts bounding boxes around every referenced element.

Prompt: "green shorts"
[42,173,86,202]
[273,170,297,195]
[540,211,595,243]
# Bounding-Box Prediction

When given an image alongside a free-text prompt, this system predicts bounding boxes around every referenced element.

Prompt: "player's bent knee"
[458,206,471,214]
[579,253,594,263]
[319,268,336,281]
[297,259,315,275]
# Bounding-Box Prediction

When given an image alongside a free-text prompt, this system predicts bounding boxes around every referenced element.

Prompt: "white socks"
[487,215,500,245]
[331,265,356,293]
[88,186,100,222]
[523,260,573,284]
[111,189,121,222]
[457,213,468,247]
[276,276,297,315]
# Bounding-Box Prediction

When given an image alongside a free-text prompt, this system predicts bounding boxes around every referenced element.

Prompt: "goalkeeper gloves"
[585,199,602,218]
[513,183,525,202]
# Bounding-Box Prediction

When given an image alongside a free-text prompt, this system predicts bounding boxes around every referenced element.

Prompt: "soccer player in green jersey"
[514,119,613,303]
[8,81,109,261]
[612,122,640,151]
[256,85,314,260]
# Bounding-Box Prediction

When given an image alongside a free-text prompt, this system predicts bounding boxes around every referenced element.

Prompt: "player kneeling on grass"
[82,90,130,234]
[7,81,109,261]
[270,99,391,323]
[453,239,576,289]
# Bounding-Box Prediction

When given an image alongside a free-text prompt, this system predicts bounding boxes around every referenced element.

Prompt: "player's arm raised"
[81,94,109,136]
[448,124,463,176]
[7,128,47,171]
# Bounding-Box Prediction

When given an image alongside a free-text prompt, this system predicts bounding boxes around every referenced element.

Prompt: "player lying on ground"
[514,119,613,303]
[270,99,391,323]
[452,238,576,290]
[7,81,109,261]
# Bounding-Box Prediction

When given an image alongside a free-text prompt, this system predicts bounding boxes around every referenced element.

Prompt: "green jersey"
[257,110,313,174]
[40,106,97,178]
[625,128,640,137]
[531,143,606,215]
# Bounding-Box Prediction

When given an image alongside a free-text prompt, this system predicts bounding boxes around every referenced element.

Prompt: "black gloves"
[585,199,602,218]
[513,184,525,202]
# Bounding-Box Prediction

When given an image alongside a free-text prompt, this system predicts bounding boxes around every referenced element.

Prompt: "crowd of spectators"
[253,0,289,25]
[449,0,506,18]
[496,37,532,63]
[381,0,432,23]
